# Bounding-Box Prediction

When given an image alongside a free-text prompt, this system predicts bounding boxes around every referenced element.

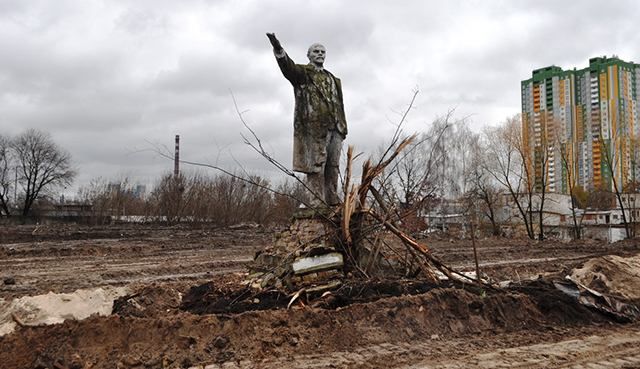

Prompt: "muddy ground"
[1,223,640,368]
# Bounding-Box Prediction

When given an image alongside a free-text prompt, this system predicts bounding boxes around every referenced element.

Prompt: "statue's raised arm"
[266,33,306,86]
[266,33,283,53]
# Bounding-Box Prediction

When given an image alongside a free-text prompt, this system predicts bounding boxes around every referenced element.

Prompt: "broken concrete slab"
[0,286,129,336]
[292,252,343,275]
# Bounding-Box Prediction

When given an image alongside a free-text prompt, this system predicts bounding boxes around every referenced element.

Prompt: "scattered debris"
[554,278,639,322]
[287,288,305,309]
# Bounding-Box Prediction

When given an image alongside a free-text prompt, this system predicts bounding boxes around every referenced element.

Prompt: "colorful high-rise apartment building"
[521,56,640,194]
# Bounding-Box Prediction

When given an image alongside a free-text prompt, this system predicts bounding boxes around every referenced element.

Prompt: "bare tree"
[150,172,192,224]
[374,112,455,229]
[532,114,552,241]
[467,136,502,236]
[447,119,477,197]
[269,180,308,224]
[205,174,273,225]
[78,177,148,224]
[384,129,445,206]
[599,139,632,238]
[77,177,110,223]
[144,170,281,226]
[0,134,12,216]
[557,137,583,239]
[12,129,76,216]
[483,115,536,239]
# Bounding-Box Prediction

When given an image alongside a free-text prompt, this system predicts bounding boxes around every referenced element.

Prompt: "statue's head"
[307,43,326,67]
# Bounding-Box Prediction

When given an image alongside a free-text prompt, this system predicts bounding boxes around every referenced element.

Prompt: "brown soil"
[0,224,269,299]
[0,282,614,369]
[1,224,640,369]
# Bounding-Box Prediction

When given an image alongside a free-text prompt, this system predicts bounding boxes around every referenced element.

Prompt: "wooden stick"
[470,219,481,283]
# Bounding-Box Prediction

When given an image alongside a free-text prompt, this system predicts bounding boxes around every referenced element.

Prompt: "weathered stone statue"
[267,33,347,206]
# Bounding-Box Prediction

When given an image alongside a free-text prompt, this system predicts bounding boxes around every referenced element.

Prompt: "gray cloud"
[1,0,638,196]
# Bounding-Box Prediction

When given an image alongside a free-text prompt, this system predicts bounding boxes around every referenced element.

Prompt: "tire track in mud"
[0,238,260,297]
[407,328,640,368]
[1,256,253,297]
[186,327,640,369]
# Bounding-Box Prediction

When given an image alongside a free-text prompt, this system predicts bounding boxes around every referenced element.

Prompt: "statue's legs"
[303,131,343,208]
[324,131,343,206]
[305,171,324,207]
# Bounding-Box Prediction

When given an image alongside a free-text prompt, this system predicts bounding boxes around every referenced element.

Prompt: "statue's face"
[307,44,326,66]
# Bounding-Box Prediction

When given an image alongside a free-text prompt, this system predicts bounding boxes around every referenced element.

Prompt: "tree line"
[77,173,307,226]
[4,119,637,240]
[376,113,639,241]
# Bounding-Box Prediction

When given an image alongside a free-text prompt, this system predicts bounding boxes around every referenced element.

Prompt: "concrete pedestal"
[252,210,344,291]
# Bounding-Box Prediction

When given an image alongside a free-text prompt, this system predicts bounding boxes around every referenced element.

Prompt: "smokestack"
[174,134,180,177]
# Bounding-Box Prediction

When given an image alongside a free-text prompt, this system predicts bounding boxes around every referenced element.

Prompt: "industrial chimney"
[174,135,180,177]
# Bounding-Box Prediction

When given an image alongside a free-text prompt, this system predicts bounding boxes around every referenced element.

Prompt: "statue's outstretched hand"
[266,33,283,52]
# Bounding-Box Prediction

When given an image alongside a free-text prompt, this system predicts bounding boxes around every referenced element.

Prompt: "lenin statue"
[267,33,347,207]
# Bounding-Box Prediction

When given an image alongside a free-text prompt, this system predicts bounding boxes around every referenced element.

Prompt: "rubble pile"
[251,210,345,293]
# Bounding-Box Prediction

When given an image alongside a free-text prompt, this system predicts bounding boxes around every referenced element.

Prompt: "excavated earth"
[2,224,640,369]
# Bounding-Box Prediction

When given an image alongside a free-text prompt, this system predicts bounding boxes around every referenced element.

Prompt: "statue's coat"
[275,53,347,173]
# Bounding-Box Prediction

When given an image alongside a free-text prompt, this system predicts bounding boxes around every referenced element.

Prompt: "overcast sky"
[1,0,640,196]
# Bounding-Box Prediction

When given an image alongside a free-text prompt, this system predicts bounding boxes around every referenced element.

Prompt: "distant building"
[521,56,640,193]
[39,203,94,219]
[422,199,466,231]
[107,182,122,193]
[133,184,146,199]
[106,182,146,199]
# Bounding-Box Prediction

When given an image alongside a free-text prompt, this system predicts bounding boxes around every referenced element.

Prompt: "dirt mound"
[570,254,640,301]
[0,282,615,369]
[112,284,182,318]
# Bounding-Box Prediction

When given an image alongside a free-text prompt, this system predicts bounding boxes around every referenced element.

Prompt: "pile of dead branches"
[340,139,481,286]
